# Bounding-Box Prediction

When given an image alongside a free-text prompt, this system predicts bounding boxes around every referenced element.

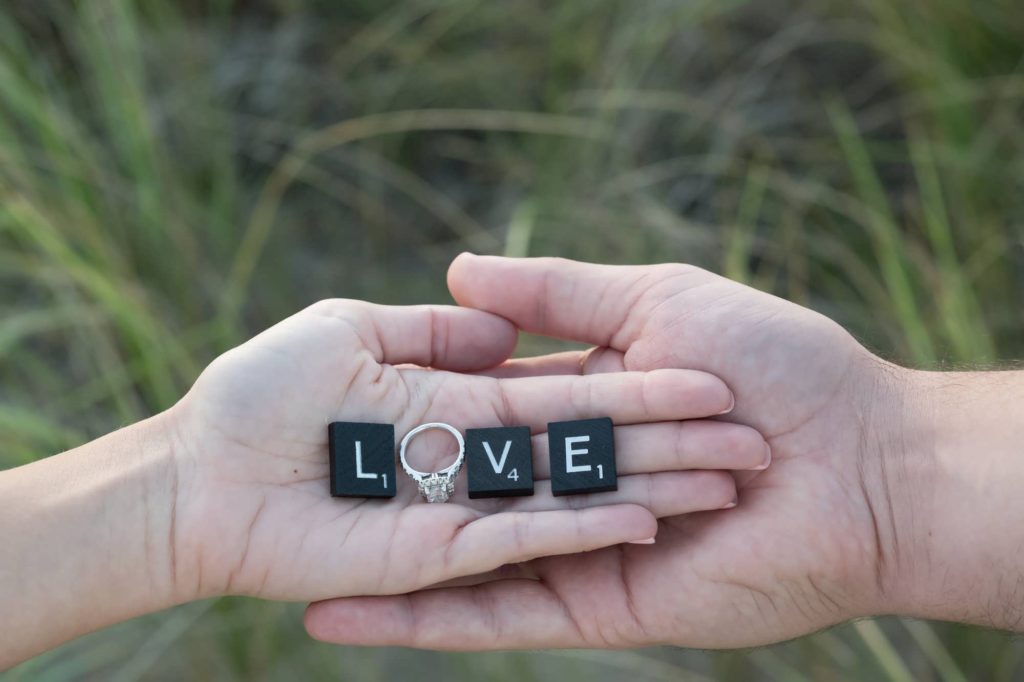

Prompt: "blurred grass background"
[2,0,1024,679]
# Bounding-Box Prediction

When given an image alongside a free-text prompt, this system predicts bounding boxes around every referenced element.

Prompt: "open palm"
[305,256,900,648]
[167,297,749,605]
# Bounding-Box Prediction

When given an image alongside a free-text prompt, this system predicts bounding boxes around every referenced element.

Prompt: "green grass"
[2,0,1024,679]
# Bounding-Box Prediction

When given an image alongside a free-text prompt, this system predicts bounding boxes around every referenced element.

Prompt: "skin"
[305,255,1024,649]
[0,298,769,669]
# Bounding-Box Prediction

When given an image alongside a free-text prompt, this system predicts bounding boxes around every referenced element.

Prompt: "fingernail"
[628,537,657,545]
[717,393,736,415]
[720,498,738,509]
[751,443,772,471]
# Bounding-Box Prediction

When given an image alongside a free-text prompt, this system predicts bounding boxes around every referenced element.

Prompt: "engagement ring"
[399,422,465,503]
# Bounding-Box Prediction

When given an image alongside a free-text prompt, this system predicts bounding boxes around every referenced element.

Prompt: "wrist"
[868,368,1024,628]
[68,414,184,612]
[0,412,183,667]
[143,409,191,606]
[160,395,271,602]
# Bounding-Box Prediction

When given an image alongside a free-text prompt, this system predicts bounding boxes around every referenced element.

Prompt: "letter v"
[482,441,512,474]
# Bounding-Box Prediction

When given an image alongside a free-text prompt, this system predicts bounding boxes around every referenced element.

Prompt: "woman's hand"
[1,296,773,668]
[305,256,922,649]
[167,299,758,604]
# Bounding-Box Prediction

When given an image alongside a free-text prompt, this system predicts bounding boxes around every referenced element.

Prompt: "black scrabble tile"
[466,426,534,499]
[547,417,617,496]
[329,422,396,498]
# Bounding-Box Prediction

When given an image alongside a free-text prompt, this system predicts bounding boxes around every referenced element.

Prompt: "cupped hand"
[167,297,761,605]
[305,255,908,649]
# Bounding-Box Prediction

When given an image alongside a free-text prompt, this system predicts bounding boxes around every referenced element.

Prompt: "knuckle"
[510,512,531,555]
[672,423,692,461]
[568,376,593,416]
[492,379,516,426]
[429,308,450,366]
[306,297,362,319]
[663,262,705,280]
[636,372,654,418]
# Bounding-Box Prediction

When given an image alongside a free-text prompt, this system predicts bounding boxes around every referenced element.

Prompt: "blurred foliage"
[2,0,1024,679]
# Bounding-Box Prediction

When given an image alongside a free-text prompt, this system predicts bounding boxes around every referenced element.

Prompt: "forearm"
[0,413,182,669]
[886,369,1024,628]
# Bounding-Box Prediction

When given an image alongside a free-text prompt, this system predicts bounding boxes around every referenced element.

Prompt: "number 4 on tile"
[466,426,534,498]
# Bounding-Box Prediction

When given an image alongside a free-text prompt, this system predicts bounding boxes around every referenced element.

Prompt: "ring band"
[399,422,465,503]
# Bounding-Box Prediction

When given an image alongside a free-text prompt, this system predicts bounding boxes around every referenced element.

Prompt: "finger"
[733,464,771,489]
[397,368,728,477]
[306,581,592,649]
[312,300,517,371]
[427,564,540,590]
[581,346,628,374]
[480,470,737,517]
[470,368,734,430]
[433,504,657,580]
[474,347,626,379]
[448,254,694,348]
[529,421,771,478]
[474,351,585,378]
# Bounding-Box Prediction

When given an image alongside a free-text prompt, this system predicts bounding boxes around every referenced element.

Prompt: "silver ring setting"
[399,422,465,503]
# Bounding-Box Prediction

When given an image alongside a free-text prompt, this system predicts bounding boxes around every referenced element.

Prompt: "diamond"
[421,476,451,503]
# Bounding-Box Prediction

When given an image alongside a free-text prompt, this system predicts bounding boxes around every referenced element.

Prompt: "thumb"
[447,254,670,350]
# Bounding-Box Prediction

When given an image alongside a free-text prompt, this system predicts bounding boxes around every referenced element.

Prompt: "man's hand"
[305,255,950,649]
